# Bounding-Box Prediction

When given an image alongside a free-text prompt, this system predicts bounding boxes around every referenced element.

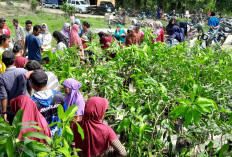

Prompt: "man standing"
[13,19,24,45]
[0,18,10,35]
[23,20,33,36]
[30,70,66,136]
[25,25,42,61]
[208,11,220,43]
[0,51,31,124]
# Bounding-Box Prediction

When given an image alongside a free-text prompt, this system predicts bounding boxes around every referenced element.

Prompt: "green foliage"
[60,3,76,16]
[42,29,232,156]
[0,106,83,156]
[30,0,39,11]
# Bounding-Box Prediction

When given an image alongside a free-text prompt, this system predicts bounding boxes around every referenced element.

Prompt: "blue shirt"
[114,29,126,43]
[208,17,220,31]
[25,34,42,61]
[0,67,30,114]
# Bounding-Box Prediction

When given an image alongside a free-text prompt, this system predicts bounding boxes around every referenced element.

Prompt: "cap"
[81,35,89,42]
[25,60,41,71]
[0,18,5,23]
[30,70,48,87]
[134,23,141,28]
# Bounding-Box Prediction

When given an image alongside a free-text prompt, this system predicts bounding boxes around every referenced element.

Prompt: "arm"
[111,139,126,157]
[1,99,8,122]
[24,36,28,52]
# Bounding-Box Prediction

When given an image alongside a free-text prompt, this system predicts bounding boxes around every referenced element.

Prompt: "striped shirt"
[45,72,59,91]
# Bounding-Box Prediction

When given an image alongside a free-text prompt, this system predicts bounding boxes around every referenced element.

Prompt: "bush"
[30,0,39,11]
[60,3,76,17]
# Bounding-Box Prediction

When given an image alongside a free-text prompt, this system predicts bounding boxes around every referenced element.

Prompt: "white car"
[67,0,90,13]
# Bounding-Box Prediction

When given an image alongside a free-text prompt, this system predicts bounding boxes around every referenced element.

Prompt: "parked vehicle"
[43,0,64,9]
[198,31,216,48]
[88,1,115,15]
[137,12,146,20]
[67,0,90,13]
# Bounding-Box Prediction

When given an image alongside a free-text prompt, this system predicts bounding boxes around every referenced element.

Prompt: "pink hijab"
[73,97,117,157]
[10,95,51,143]
[70,24,82,47]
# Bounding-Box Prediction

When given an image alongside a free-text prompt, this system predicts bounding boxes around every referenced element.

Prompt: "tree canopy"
[116,0,232,13]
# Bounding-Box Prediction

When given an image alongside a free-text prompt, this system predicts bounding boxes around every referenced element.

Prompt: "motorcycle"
[198,31,217,48]
[137,12,146,20]
[167,38,179,46]
[216,20,232,44]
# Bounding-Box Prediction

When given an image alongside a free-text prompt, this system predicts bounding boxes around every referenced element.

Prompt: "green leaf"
[6,137,14,157]
[48,122,63,128]
[22,121,38,125]
[185,110,192,127]
[190,83,198,102]
[192,109,200,125]
[58,104,65,121]
[74,121,84,140]
[22,147,36,157]
[21,125,41,131]
[30,142,51,152]
[65,125,74,135]
[57,147,71,157]
[206,141,214,151]
[0,121,11,133]
[12,109,23,137]
[22,132,52,144]
[64,105,78,121]
[219,144,229,157]
[37,152,48,157]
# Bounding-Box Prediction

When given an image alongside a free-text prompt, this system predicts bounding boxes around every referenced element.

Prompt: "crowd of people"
[0,9,220,156]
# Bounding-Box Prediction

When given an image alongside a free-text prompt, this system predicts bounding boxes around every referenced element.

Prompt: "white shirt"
[38,33,52,49]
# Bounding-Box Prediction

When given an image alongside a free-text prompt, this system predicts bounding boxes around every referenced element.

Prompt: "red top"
[73,97,117,157]
[14,56,28,68]
[207,11,211,16]
[100,35,113,50]
[156,29,164,42]
[10,95,51,143]
[0,26,11,35]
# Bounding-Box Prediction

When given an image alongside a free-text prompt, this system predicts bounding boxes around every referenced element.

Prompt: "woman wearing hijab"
[98,32,115,61]
[171,25,185,43]
[61,23,71,40]
[73,97,126,157]
[74,19,83,36]
[70,24,84,56]
[62,78,85,121]
[10,95,51,143]
[53,31,68,52]
[38,23,52,50]
[131,19,137,26]
[166,17,177,36]
[114,24,126,44]
[134,23,144,44]
[154,21,164,42]
[125,26,138,47]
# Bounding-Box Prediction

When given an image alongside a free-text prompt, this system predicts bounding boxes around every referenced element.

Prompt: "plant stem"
[147,103,169,156]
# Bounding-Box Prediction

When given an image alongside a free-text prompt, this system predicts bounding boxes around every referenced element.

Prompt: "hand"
[3,114,8,123]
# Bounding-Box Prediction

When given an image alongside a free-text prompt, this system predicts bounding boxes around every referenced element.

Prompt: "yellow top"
[0,47,7,74]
